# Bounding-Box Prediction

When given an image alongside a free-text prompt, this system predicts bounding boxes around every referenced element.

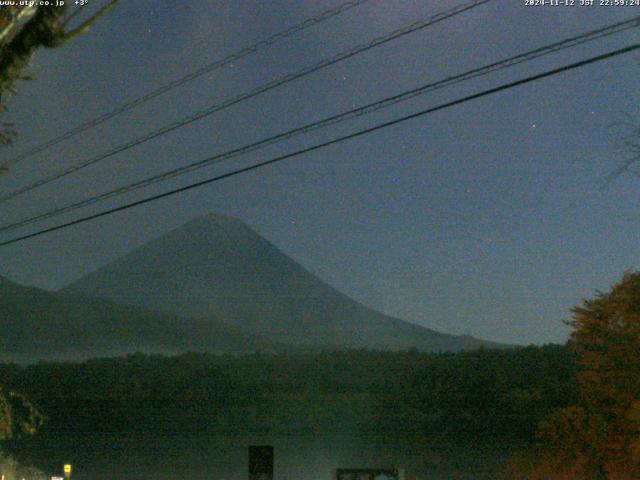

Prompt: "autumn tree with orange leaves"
[503,271,640,479]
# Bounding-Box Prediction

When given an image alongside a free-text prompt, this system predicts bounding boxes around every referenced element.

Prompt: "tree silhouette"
[568,271,640,477]
[0,387,43,444]
[0,1,120,149]
[504,271,640,479]
[0,3,120,453]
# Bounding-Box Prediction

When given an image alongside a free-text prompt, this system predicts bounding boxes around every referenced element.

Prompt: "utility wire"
[62,3,86,27]
[0,0,371,169]
[0,0,492,204]
[1,42,638,247]
[1,15,638,234]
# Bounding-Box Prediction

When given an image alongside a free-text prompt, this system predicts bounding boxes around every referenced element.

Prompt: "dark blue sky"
[0,0,639,344]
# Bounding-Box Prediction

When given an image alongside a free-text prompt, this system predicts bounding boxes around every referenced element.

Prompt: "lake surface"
[14,433,517,480]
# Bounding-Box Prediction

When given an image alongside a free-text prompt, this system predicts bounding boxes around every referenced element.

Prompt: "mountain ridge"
[0,275,277,363]
[62,213,507,352]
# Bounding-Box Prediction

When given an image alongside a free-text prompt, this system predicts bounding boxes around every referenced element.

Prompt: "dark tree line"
[1,345,575,443]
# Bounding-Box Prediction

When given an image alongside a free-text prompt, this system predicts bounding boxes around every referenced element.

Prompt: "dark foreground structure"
[249,445,405,480]
[334,468,406,480]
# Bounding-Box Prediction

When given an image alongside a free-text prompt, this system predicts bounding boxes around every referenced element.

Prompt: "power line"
[0,0,371,169]
[1,15,638,234]
[1,42,638,247]
[0,0,493,204]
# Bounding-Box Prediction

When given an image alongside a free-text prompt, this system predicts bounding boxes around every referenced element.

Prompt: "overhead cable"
[2,42,638,247]
[1,16,638,234]
[0,0,371,169]
[0,0,493,203]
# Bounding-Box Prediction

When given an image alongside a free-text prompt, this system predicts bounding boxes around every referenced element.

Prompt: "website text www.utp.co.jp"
[0,0,66,6]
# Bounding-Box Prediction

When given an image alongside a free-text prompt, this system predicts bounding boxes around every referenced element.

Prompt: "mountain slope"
[0,275,274,362]
[63,214,503,351]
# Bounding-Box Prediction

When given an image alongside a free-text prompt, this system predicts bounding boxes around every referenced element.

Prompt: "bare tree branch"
[0,5,38,45]
[0,0,120,162]
[62,0,121,41]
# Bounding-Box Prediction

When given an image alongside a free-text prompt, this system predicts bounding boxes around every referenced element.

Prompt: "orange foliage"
[503,271,640,479]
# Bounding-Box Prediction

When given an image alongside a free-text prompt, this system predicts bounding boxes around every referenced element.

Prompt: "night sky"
[0,0,639,345]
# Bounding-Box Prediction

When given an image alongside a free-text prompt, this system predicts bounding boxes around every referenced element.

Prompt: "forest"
[1,272,639,478]
[0,345,574,441]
